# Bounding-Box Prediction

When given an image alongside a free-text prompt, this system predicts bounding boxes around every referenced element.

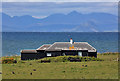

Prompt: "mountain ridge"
[2,11,118,32]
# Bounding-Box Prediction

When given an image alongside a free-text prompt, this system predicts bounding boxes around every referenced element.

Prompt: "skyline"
[1,0,119,2]
[1,2,118,32]
[2,10,118,32]
[1,2,118,18]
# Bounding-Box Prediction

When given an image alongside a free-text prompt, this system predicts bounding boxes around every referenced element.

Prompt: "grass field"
[2,53,119,79]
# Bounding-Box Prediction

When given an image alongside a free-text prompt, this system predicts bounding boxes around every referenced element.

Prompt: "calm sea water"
[2,32,118,56]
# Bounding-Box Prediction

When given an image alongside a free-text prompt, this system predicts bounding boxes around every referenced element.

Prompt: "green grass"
[2,53,119,79]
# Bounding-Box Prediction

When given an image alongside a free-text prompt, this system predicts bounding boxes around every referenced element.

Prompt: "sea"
[2,32,118,56]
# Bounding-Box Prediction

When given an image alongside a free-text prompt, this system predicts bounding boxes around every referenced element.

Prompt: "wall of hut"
[46,51,62,57]
[88,52,97,58]
[21,53,37,60]
[21,50,97,60]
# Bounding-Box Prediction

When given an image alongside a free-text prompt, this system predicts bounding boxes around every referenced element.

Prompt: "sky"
[1,1,118,19]
[1,0,119,2]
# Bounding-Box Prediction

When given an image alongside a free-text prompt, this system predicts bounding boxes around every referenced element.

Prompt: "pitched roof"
[37,44,51,50]
[21,42,96,53]
[46,42,96,52]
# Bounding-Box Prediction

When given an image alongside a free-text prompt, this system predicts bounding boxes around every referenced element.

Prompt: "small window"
[78,52,82,57]
[47,53,51,56]
[63,53,65,56]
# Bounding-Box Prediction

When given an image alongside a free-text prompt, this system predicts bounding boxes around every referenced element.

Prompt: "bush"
[38,56,103,63]
[2,58,17,64]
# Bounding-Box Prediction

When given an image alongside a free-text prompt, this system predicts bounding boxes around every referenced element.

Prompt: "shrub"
[2,58,17,64]
[38,56,103,63]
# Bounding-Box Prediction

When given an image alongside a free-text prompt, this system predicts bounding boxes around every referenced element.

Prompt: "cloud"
[0,2,2,12]
[32,16,47,19]
[2,0,119,2]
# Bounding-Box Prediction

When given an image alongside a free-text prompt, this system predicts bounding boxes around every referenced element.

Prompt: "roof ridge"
[36,44,51,50]
[47,42,56,49]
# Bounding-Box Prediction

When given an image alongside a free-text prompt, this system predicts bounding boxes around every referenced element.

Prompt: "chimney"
[70,38,73,44]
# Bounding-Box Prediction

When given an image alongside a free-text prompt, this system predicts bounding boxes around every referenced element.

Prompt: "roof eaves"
[86,43,97,52]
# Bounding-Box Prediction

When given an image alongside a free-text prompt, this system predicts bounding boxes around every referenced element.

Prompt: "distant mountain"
[2,11,118,32]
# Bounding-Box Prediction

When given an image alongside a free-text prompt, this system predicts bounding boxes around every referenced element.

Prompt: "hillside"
[2,11,118,32]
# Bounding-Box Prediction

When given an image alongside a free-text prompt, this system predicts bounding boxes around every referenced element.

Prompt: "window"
[47,53,51,56]
[62,53,65,56]
[78,52,82,57]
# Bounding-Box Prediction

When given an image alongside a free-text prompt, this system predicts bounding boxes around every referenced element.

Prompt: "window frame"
[47,53,52,56]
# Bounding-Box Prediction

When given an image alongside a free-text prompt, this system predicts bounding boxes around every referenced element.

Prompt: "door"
[78,52,82,57]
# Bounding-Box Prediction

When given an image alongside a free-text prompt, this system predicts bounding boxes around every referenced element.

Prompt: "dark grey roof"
[21,42,96,53]
[46,42,96,52]
[37,44,51,50]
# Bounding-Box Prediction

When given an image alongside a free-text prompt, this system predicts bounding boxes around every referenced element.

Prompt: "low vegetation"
[38,56,104,63]
[1,52,119,79]
[2,58,17,64]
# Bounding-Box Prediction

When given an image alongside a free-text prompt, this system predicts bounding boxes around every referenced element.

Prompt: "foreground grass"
[2,53,118,79]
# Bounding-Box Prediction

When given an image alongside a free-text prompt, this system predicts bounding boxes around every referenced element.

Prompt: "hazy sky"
[2,2,118,18]
[1,0,119,2]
